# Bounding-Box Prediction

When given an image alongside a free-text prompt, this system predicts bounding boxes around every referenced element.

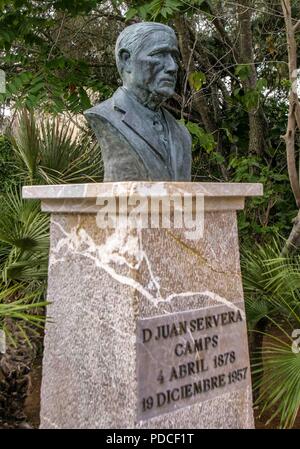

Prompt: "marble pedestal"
[22,182,263,429]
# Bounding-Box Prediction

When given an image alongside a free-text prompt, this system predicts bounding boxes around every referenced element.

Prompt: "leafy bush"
[0,109,104,348]
[8,110,103,185]
[0,282,47,346]
[242,240,300,428]
[0,135,16,194]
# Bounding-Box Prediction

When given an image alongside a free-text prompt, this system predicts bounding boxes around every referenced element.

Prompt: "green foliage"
[0,1,115,114]
[242,240,300,428]
[184,121,215,153]
[233,154,296,240]
[235,64,252,81]
[188,71,206,92]
[53,0,101,15]
[8,110,103,185]
[253,328,300,429]
[233,78,268,112]
[241,239,282,330]
[0,135,17,193]
[189,96,294,238]
[0,186,49,282]
[126,0,183,20]
[0,64,110,115]
[126,0,208,20]
[0,106,105,351]
[0,281,47,346]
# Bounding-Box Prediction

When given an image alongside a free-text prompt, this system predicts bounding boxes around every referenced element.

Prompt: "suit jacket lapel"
[162,108,184,180]
[113,88,168,163]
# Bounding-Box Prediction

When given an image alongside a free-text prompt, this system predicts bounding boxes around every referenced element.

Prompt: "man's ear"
[118,49,131,73]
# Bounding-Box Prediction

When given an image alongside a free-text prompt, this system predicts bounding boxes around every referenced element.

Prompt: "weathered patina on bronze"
[84,22,192,182]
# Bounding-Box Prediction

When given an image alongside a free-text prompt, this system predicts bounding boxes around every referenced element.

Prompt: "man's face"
[128,31,179,99]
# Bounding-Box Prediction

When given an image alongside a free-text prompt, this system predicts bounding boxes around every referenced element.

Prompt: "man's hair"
[115,22,177,77]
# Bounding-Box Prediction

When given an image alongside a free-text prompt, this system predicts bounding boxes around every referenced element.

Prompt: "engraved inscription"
[137,303,251,420]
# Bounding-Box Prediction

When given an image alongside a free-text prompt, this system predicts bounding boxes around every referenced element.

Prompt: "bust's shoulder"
[84,97,114,120]
[84,88,128,121]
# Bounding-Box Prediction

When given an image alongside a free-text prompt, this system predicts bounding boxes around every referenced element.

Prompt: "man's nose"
[164,54,178,74]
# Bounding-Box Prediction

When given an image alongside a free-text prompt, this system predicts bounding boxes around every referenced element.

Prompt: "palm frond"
[253,332,300,428]
[8,109,103,185]
[0,186,49,281]
[0,281,48,346]
[241,238,282,297]
[245,296,270,331]
[265,255,300,295]
[242,238,300,428]
[7,110,40,184]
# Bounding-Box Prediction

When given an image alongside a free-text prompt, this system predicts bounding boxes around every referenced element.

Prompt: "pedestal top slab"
[22,182,263,200]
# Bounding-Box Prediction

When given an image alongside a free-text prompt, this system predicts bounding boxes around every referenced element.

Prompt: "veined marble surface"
[22,182,263,214]
[39,210,255,429]
[22,182,263,429]
[22,181,263,200]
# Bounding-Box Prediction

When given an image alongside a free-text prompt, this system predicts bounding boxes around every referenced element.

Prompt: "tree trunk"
[173,15,229,180]
[174,15,217,133]
[281,209,300,256]
[238,0,267,156]
[281,0,300,255]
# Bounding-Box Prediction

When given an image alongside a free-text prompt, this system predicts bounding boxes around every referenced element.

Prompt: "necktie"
[152,111,169,160]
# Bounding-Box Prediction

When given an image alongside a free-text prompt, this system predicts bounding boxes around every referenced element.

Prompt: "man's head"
[115,22,179,102]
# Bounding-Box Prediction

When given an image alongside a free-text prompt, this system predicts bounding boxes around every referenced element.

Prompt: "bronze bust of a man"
[84,22,192,181]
